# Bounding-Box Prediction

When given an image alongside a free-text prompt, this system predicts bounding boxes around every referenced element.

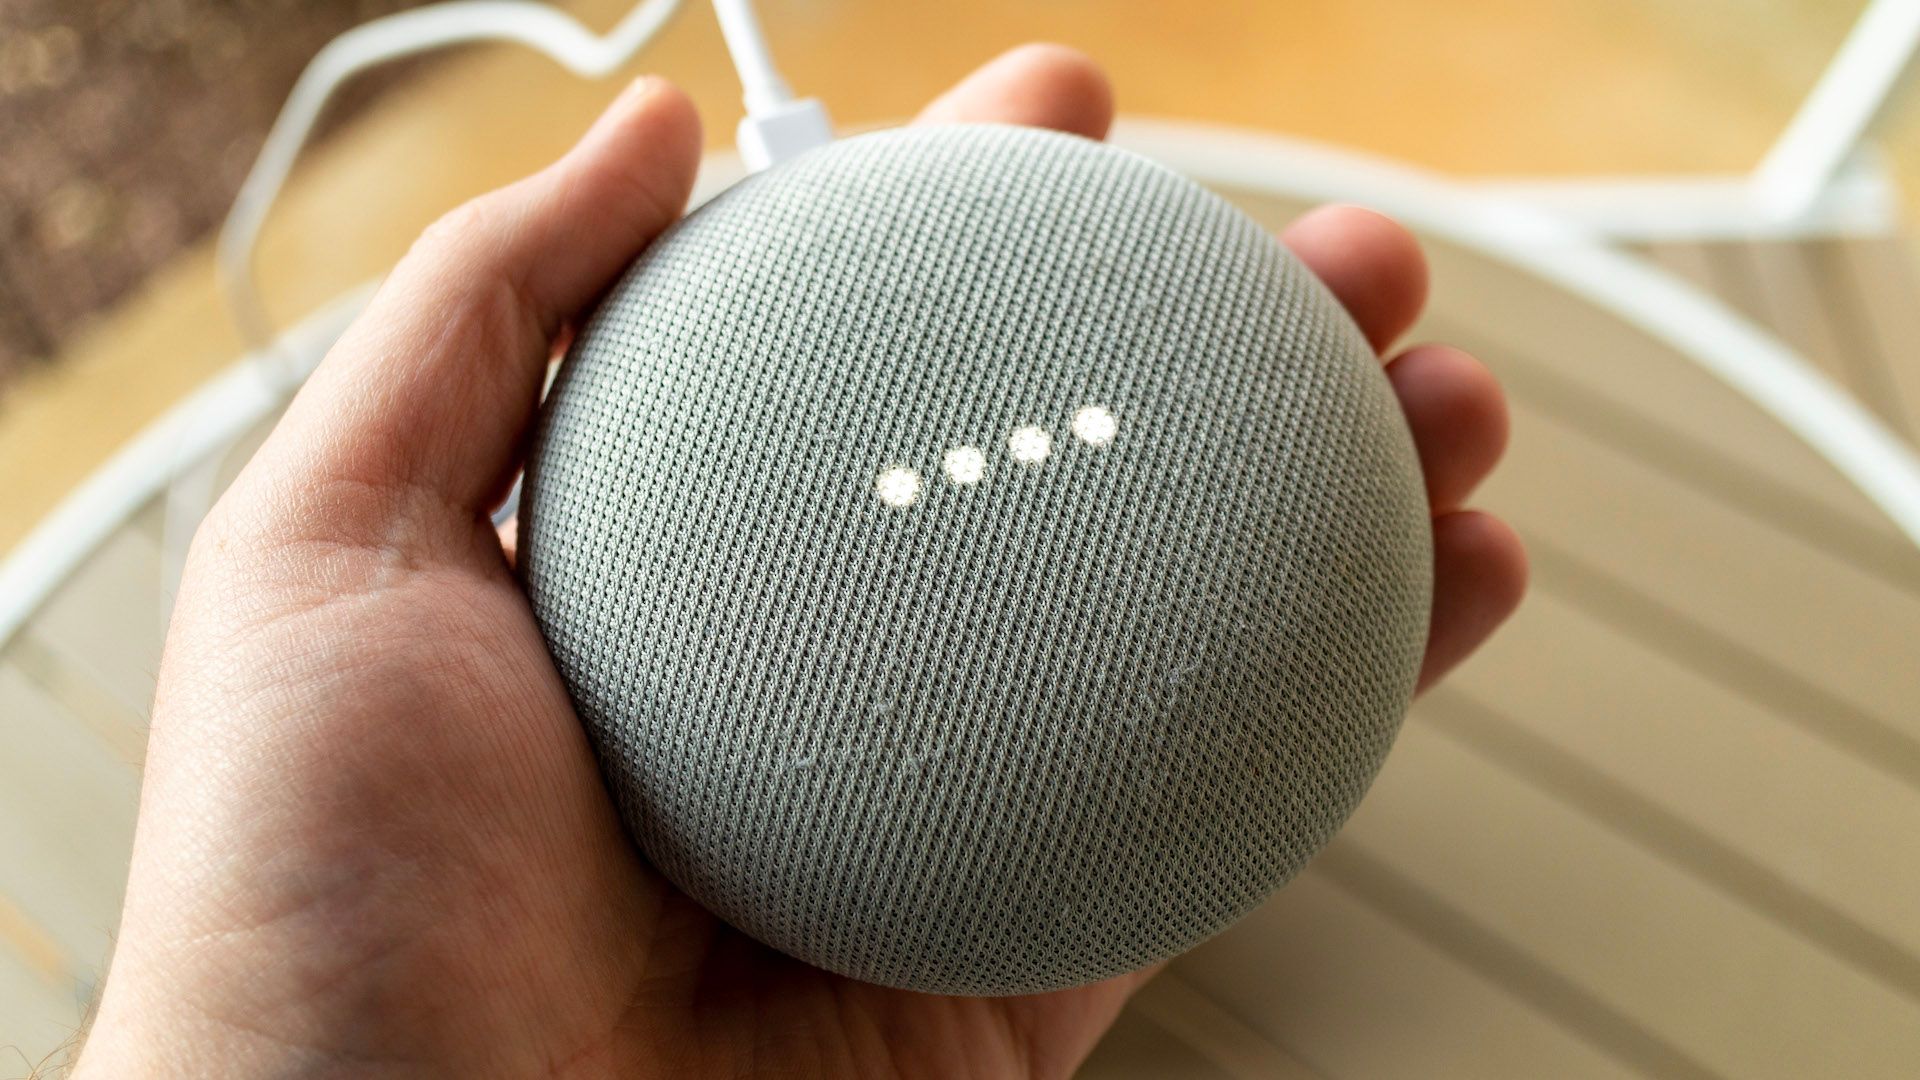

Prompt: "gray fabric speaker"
[520,124,1432,996]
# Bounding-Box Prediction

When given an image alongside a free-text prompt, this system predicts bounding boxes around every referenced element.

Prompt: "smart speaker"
[519,124,1432,995]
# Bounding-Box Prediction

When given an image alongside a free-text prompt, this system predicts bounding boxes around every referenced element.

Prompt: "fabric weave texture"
[520,124,1432,995]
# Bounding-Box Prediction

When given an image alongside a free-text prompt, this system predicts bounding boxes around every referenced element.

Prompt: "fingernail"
[615,75,663,108]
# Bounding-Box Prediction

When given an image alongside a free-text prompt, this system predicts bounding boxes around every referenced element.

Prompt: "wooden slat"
[1485,392,1920,754]
[1811,234,1920,440]
[1693,241,1776,350]
[0,950,79,1079]
[1436,587,1920,984]
[1086,973,1319,1079]
[0,888,75,1072]
[1429,252,1911,550]
[3,634,144,770]
[24,519,165,726]
[1169,869,1633,1079]
[1081,1007,1242,1079]
[0,665,136,990]
[1635,241,1720,296]
[1451,336,1920,590]
[1339,722,1920,1079]
[1729,239,1864,397]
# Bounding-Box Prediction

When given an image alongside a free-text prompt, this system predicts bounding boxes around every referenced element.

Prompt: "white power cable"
[711,0,792,111]
[218,0,687,356]
[711,0,833,171]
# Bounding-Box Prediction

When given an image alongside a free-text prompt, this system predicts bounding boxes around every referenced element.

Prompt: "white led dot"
[1007,425,1052,465]
[873,466,923,508]
[943,446,987,486]
[1072,404,1118,447]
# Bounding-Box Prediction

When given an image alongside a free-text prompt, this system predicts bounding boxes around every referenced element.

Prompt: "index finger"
[232,78,702,543]
[1282,204,1430,354]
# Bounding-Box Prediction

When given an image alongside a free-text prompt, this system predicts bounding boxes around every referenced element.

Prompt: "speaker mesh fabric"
[520,124,1432,995]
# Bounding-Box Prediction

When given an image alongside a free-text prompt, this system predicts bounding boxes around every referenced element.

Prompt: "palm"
[119,496,1126,1073]
[81,48,1523,1079]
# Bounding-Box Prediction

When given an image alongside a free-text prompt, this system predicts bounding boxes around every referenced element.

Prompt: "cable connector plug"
[737,96,833,171]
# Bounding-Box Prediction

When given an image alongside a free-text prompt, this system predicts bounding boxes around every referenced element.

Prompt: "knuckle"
[413,191,514,265]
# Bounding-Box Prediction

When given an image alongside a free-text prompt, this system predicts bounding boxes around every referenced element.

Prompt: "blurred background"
[4,1,1919,1076]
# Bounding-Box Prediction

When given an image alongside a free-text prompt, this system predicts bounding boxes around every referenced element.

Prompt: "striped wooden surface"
[6,176,1920,1074]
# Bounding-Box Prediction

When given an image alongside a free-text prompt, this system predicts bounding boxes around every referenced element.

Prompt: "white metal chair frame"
[1488,0,1920,239]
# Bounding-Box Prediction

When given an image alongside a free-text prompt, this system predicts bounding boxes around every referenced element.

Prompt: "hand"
[78,45,1524,1078]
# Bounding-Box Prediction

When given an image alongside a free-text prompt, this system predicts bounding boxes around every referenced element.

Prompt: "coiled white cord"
[217,0,829,356]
